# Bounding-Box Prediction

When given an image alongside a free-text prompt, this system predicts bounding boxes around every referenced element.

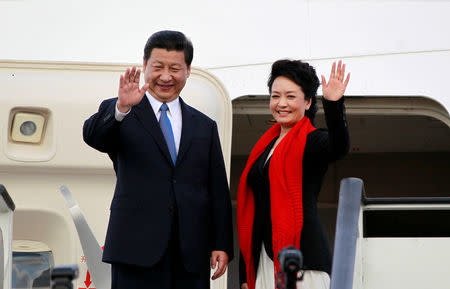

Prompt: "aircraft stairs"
[1,179,450,289]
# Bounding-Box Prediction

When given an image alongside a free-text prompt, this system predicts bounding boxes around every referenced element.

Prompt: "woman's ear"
[305,98,312,110]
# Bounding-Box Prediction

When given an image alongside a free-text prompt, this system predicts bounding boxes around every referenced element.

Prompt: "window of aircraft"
[12,240,54,289]
[5,107,54,162]
[10,112,45,144]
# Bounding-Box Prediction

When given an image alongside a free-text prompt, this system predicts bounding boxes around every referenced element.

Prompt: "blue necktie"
[159,103,177,164]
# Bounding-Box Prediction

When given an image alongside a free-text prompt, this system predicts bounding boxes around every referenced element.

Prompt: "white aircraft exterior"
[0,1,449,289]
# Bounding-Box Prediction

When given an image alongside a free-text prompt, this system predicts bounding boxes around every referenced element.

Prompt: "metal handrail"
[330,177,364,289]
[0,184,15,289]
[0,185,15,212]
[363,196,450,205]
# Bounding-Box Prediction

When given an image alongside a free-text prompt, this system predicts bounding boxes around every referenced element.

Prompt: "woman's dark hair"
[267,59,320,122]
[143,30,194,66]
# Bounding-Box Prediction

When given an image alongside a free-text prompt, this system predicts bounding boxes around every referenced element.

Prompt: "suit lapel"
[134,96,174,167]
[177,98,195,166]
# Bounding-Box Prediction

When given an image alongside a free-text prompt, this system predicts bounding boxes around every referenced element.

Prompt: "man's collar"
[146,91,180,115]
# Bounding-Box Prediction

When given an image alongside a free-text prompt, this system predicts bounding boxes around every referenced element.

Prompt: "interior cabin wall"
[338,152,450,198]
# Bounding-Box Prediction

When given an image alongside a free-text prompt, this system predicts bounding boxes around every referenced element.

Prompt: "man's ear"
[143,58,148,71]
[186,66,191,78]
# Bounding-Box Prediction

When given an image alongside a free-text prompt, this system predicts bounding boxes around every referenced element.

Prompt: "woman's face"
[270,76,312,129]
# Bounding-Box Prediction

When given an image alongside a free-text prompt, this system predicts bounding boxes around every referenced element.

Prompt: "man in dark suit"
[83,30,234,289]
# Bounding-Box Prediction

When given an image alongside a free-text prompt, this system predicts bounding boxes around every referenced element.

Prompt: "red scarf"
[237,117,315,289]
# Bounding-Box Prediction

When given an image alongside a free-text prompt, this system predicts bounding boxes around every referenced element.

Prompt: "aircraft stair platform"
[331,178,450,289]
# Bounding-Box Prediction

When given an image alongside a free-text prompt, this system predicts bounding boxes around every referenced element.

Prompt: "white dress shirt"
[115,92,182,153]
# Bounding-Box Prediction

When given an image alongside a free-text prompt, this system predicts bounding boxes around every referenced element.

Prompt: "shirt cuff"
[115,101,131,121]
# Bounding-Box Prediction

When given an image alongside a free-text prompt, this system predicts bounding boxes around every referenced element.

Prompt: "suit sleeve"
[83,98,122,153]
[323,97,350,161]
[308,97,350,162]
[208,121,234,261]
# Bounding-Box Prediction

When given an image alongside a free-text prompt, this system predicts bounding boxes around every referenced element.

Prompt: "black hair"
[267,59,320,122]
[143,30,193,66]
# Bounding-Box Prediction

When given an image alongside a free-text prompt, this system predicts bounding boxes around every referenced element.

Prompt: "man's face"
[143,48,191,103]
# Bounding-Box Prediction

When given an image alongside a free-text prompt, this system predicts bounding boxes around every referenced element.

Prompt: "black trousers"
[111,211,210,289]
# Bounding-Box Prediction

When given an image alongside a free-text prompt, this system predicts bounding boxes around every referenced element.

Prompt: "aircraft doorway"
[227,95,450,288]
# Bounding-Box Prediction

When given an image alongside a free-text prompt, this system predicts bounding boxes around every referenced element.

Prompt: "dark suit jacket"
[83,96,234,273]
